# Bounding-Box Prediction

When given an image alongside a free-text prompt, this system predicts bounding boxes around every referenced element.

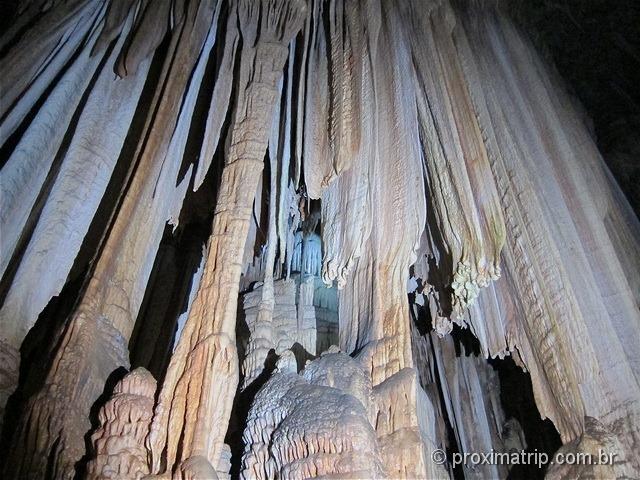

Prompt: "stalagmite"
[86,368,156,480]
[241,350,386,479]
[1,0,639,479]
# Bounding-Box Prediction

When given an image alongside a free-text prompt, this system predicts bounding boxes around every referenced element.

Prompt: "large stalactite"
[0,0,639,479]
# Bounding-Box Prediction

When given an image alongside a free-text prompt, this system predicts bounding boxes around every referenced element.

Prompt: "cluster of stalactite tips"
[0,0,639,479]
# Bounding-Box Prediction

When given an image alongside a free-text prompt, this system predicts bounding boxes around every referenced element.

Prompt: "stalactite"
[454,7,640,469]
[0,5,104,281]
[4,0,221,476]
[429,333,514,480]
[192,2,239,191]
[113,0,173,78]
[327,0,426,378]
[276,47,296,270]
[1,0,640,478]
[406,1,505,314]
[0,16,106,426]
[0,10,151,393]
[301,0,331,200]
[0,0,104,145]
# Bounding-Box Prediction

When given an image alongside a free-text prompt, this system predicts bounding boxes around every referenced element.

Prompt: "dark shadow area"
[290,341,315,372]
[450,322,481,358]
[420,170,455,318]
[128,223,207,382]
[0,2,39,59]
[225,347,278,480]
[407,278,432,336]
[410,301,562,480]
[489,355,563,480]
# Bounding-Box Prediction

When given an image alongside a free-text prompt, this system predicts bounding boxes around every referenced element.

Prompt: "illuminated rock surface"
[0,1,638,479]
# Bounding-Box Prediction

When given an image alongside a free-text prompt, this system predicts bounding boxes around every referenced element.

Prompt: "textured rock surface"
[0,14,152,438]
[546,417,634,480]
[86,368,156,480]
[0,1,639,479]
[147,1,307,476]
[4,0,218,474]
[241,351,385,479]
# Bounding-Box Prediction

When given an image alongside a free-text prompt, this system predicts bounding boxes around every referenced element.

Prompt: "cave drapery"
[0,0,639,479]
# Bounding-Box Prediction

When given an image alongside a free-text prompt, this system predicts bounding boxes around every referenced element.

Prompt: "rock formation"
[241,350,387,479]
[86,368,156,480]
[0,0,638,479]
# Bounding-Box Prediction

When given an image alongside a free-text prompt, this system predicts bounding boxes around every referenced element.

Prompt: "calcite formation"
[0,0,639,479]
[86,368,156,480]
[241,350,386,479]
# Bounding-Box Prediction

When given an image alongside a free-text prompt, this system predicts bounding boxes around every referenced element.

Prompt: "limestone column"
[147,1,307,476]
